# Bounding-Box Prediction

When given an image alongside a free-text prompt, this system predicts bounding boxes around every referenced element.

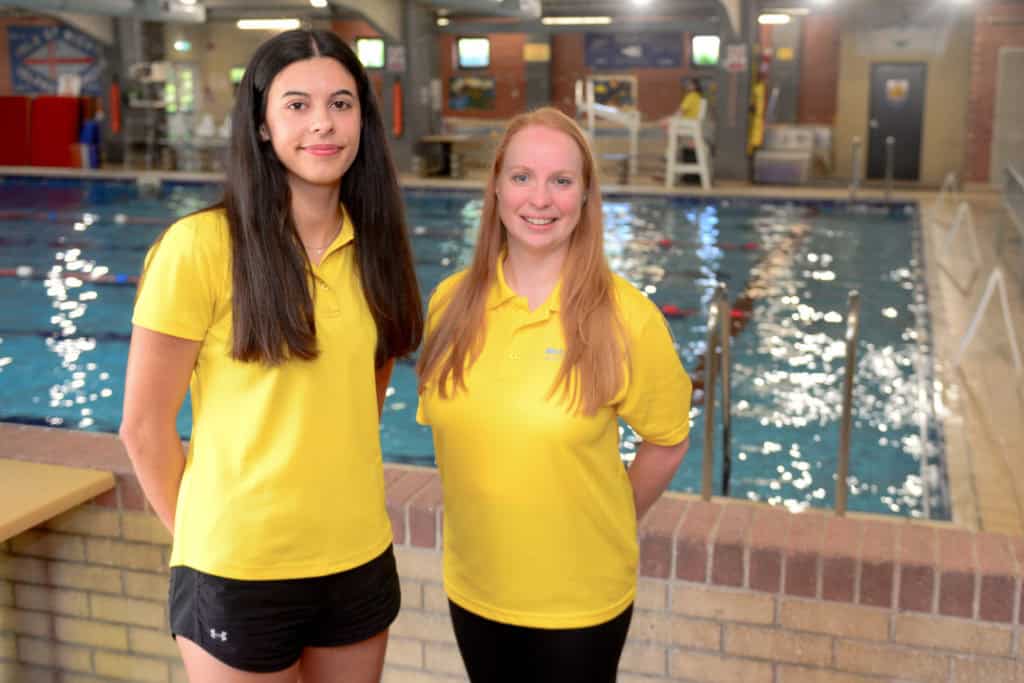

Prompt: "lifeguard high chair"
[665,100,712,190]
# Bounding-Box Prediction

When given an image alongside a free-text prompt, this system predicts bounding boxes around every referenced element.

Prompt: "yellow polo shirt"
[417,260,691,628]
[680,91,703,119]
[133,208,392,580]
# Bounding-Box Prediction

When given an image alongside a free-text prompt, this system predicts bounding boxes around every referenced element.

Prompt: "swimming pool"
[0,176,948,519]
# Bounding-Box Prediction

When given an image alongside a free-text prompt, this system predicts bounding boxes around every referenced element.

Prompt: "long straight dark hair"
[222,29,422,367]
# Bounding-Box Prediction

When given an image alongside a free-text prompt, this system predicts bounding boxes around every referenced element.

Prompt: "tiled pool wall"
[0,422,1020,682]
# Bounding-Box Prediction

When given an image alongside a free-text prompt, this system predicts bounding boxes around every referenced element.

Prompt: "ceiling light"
[632,0,652,5]
[758,13,792,24]
[173,39,191,52]
[310,0,328,7]
[437,17,450,26]
[178,0,197,5]
[237,19,301,30]
[541,16,613,25]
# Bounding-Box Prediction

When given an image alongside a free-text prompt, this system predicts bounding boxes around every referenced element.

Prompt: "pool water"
[0,177,948,519]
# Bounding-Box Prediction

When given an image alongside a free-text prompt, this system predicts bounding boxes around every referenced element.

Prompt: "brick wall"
[2,424,1022,682]
[833,13,973,186]
[798,14,840,125]
[550,33,713,122]
[436,30,711,122]
[965,1,1024,184]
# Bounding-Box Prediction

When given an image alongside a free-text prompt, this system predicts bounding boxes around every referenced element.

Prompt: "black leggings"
[448,600,633,683]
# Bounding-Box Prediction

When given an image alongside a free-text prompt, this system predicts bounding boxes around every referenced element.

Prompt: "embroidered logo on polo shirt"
[544,347,564,360]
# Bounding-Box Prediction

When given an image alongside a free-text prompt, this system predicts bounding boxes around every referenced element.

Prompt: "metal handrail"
[701,283,733,500]
[884,136,895,200]
[835,290,861,517]
[1005,164,1024,241]
[849,137,862,201]
[718,284,733,496]
[701,290,720,500]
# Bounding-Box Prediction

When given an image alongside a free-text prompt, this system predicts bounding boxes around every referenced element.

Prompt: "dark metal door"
[867,63,926,180]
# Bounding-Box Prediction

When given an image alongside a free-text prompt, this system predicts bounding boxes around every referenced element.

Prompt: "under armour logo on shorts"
[210,628,228,642]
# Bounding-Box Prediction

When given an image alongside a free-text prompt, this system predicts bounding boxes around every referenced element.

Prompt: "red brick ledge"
[3,422,1021,626]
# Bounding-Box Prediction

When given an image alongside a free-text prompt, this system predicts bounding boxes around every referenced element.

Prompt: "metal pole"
[884,136,895,200]
[701,294,720,501]
[849,137,862,201]
[835,290,861,516]
[717,284,732,497]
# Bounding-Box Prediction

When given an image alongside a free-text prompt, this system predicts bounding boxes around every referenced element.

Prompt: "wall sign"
[584,32,682,69]
[723,44,747,73]
[8,25,105,96]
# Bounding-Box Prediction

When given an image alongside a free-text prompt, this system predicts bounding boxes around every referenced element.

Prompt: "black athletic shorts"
[168,545,400,673]
[449,599,634,683]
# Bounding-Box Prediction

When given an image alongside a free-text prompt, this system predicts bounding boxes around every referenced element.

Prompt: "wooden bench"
[0,458,115,541]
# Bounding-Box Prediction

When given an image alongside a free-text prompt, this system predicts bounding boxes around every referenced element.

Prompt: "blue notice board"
[584,32,682,69]
[8,25,105,95]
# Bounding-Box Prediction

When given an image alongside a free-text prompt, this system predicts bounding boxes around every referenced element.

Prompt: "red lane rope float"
[651,238,759,251]
[658,304,747,320]
[0,267,138,285]
[659,304,697,318]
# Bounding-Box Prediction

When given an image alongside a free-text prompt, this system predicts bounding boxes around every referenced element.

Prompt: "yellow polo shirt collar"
[488,255,562,315]
[320,206,355,261]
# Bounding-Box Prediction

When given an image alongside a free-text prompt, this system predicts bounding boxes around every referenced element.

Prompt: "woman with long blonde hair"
[416,107,692,682]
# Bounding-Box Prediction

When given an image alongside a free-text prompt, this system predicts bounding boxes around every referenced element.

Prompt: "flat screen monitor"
[457,38,490,69]
[356,38,385,69]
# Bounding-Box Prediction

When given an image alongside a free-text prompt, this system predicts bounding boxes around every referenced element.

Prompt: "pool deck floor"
[2,165,1021,534]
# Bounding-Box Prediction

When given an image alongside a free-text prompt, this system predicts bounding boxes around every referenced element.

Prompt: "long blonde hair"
[416,107,625,415]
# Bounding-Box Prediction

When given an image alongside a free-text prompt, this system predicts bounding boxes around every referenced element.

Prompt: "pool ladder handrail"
[834,290,861,517]
[701,282,733,500]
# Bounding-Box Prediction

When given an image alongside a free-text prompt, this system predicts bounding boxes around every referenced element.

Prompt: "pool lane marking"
[0,269,138,285]
[0,210,165,225]
[688,221,812,404]
[0,330,132,341]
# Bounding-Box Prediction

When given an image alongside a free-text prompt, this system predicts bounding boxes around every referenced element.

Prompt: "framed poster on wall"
[584,32,682,69]
[448,76,495,111]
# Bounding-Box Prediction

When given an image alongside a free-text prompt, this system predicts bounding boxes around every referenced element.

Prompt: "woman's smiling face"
[261,56,361,190]
[496,124,585,260]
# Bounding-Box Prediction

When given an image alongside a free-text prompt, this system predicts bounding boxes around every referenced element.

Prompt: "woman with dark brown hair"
[416,107,691,682]
[119,29,422,682]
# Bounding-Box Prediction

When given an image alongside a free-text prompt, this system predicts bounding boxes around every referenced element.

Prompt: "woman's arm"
[375,357,395,418]
[629,437,690,521]
[119,326,201,533]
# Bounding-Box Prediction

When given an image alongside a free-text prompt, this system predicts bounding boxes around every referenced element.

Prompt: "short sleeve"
[132,215,218,342]
[616,305,692,446]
